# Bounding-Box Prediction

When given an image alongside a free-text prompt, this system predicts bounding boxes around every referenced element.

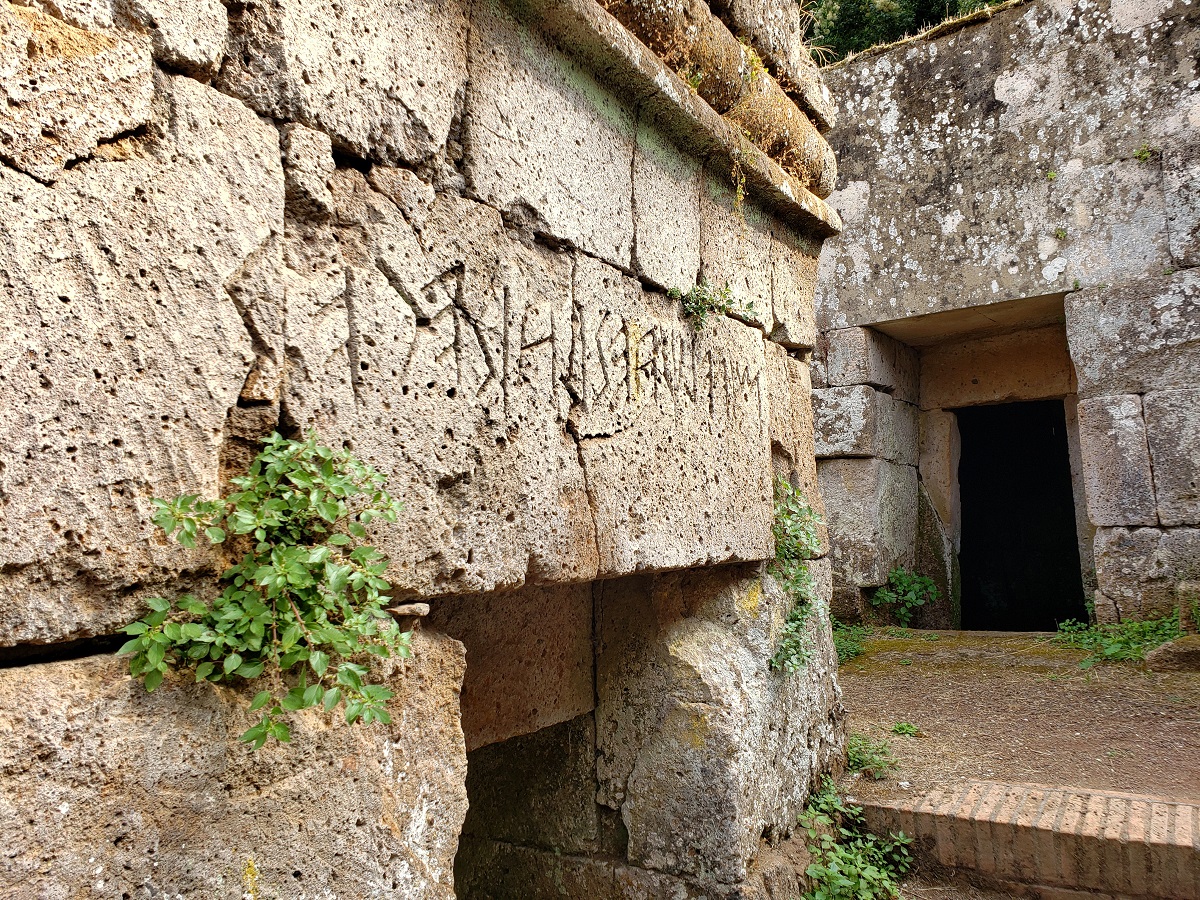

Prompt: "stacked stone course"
[0,0,844,897]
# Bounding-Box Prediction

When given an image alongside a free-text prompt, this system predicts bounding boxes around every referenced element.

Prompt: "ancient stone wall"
[0,0,843,896]
[812,0,1199,625]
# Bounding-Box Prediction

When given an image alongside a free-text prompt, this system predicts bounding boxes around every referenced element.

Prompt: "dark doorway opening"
[956,400,1087,631]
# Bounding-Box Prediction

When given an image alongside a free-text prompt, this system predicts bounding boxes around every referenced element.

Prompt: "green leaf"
[123,621,149,635]
[309,650,330,678]
[236,661,265,679]
[144,668,164,692]
[336,665,362,691]
[195,661,215,681]
[205,526,226,544]
[323,687,342,711]
[117,637,143,656]
[223,653,243,675]
[147,597,171,613]
[162,622,183,641]
[302,683,323,707]
[249,690,273,712]
[146,642,166,668]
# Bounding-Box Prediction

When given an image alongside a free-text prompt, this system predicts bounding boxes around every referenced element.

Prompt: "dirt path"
[836,630,1200,806]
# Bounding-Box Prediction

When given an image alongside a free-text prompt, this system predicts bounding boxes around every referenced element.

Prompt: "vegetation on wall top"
[807,0,1007,63]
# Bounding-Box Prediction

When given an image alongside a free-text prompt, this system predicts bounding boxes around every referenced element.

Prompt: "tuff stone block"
[464,0,634,269]
[1093,526,1200,622]
[0,76,284,647]
[1077,396,1158,527]
[0,3,155,183]
[0,633,468,900]
[817,458,918,587]
[1067,271,1200,399]
[1143,388,1200,527]
[217,0,468,168]
[428,584,594,752]
[595,566,843,884]
[632,111,702,291]
[918,408,961,544]
[699,171,775,334]
[812,385,918,466]
[825,326,918,404]
[116,0,227,76]
[770,218,821,349]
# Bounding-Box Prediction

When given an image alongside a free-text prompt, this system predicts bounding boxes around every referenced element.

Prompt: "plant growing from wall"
[1054,613,1184,669]
[868,568,939,627]
[770,477,824,673]
[669,279,756,331]
[800,776,912,900]
[118,431,409,749]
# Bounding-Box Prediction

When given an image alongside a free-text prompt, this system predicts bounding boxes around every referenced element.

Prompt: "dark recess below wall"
[956,399,1087,630]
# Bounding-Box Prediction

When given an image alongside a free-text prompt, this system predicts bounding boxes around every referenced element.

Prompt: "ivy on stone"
[119,431,409,749]
[770,477,824,673]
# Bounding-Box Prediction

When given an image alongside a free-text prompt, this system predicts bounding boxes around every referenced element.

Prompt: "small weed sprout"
[801,777,912,900]
[1073,278,1081,290]
[1046,170,1058,181]
[847,733,897,780]
[1133,143,1160,162]
[891,722,919,736]
[869,568,939,627]
[1054,227,1068,240]
[770,478,824,674]
[118,432,411,749]
[1054,613,1184,669]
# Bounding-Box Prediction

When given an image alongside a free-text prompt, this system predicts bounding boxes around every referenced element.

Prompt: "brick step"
[858,781,1200,899]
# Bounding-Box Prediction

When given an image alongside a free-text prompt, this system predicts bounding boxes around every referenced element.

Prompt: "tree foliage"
[809,0,1003,62]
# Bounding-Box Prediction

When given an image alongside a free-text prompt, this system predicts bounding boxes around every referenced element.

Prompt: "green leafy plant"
[891,722,919,736]
[119,431,410,748]
[668,279,755,331]
[1046,170,1058,181]
[869,568,939,627]
[921,632,940,642]
[1054,227,1068,240]
[1054,613,1183,670]
[1133,143,1160,162]
[770,477,824,673]
[846,733,897,780]
[832,619,870,664]
[800,777,912,900]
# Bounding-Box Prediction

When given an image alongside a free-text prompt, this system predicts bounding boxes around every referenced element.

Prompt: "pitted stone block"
[1077,395,1158,527]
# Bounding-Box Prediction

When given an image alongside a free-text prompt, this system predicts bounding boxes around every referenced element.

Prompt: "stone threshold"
[860,780,1200,899]
[501,0,844,238]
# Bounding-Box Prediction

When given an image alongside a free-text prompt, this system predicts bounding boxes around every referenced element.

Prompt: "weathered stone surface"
[918,408,961,544]
[1093,527,1200,622]
[817,0,1190,328]
[1064,394,1098,599]
[817,458,917,587]
[1145,635,1200,672]
[825,326,918,404]
[765,342,826,554]
[464,0,634,269]
[770,219,821,349]
[1077,395,1157,527]
[595,566,844,885]
[461,714,602,854]
[918,325,1075,411]
[632,111,702,291]
[912,483,961,629]
[1067,271,1200,399]
[428,584,594,751]
[217,0,467,167]
[574,255,776,575]
[812,385,918,466]
[116,0,226,76]
[0,75,283,647]
[280,122,335,217]
[11,0,114,29]
[1144,389,1200,527]
[0,3,154,183]
[1162,129,1200,268]
[0,632,468,899]
[699,171,775,334]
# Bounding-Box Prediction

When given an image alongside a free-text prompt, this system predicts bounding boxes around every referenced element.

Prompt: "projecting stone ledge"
[499,0,843,238]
